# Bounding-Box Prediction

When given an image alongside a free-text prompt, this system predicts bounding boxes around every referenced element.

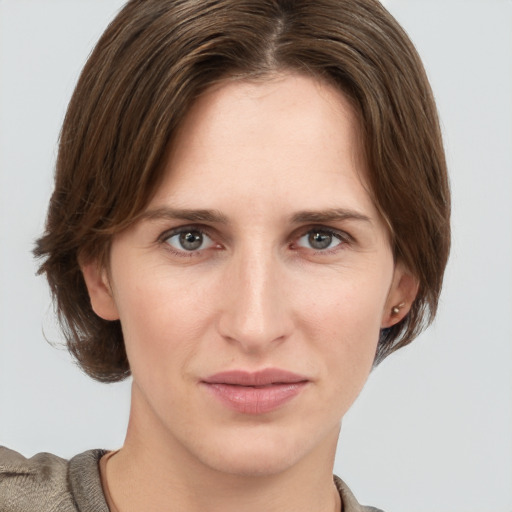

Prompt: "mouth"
[201,369,309,415]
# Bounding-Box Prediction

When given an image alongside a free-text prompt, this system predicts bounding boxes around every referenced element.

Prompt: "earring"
[391,302,405,315]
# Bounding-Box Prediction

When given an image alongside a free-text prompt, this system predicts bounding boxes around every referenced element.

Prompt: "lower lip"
[202,382,308,414]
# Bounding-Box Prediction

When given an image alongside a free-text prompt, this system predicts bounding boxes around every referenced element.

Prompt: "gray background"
[0,1,511,511]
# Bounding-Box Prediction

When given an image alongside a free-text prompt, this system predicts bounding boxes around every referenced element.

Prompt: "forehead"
[168,73,362,169]
[149,72,375,222]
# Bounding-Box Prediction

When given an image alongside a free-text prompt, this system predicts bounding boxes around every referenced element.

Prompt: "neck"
[106,391,341,512]
[108,448,341,512]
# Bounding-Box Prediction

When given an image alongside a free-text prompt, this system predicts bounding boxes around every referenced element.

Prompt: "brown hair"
[35,0,450,381]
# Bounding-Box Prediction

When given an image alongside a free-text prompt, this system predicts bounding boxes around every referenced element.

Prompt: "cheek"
[298,269,388,334]
[295,271,389,375]
[114,258,210,329]
[111,269,207,375]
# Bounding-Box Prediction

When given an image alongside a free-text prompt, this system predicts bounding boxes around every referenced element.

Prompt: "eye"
[164,228,215,253]
[296,229,346,251]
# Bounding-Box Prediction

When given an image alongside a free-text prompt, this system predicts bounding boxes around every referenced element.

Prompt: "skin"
[82,73,417,512]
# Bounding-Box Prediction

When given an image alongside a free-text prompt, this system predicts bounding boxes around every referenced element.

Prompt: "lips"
[201,369,309,414]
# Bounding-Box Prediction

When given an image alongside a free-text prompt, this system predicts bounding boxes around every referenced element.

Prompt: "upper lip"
[202,368,309,386]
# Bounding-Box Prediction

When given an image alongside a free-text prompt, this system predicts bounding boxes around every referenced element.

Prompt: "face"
[84,73,414,477]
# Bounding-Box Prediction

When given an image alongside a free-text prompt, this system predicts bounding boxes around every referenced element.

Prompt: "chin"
[200,443,302,478]
[190,422,338,478]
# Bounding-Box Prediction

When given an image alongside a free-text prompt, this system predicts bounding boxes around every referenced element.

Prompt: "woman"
[0,0,450,511]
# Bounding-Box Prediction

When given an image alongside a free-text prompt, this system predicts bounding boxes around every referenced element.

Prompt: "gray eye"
[297,230,344,251]
[179,231,203,250]
[308,231,333,250]
[166,229,214,252]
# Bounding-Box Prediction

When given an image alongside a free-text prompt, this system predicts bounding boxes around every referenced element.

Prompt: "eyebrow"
[291,208,372,225]
[139,207,229,224]
[139,207,371,225]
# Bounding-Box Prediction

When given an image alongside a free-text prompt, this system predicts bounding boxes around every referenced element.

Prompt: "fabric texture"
[0,446,383,512]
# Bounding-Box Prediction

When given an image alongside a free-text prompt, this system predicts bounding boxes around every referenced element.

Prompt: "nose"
[217,245,293,354]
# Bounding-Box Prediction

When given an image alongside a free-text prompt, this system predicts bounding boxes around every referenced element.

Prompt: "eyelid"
[293,225,354,243]
[291,225,354,255]
[156,223,353,257]
[157,224,221,256]
[157,224,213,243]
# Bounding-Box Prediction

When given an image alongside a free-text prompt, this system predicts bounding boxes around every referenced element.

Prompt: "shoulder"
[334,475,385,512]
[0,446,108,512]
[0,446,74,512]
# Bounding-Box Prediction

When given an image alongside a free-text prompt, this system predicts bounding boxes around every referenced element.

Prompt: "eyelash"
[159,225,217,258]
[293,226,352,255]
[158,224,353,258]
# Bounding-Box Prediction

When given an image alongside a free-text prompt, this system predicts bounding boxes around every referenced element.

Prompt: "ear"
[381,262,419,328]
[80,261,120,321]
